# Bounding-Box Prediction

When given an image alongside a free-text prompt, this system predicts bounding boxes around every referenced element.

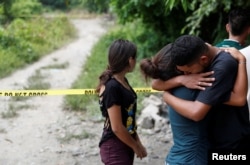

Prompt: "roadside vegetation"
[0,0,77,78]
[0,17,76,78]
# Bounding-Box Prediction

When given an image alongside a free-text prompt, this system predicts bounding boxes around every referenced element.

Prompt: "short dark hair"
[228,8,250,35]
[172,35,208,66]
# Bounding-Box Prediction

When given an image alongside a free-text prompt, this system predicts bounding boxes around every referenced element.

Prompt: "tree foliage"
[0,0,42,22]
[39,0,68,9]
[78,0,109,13]
[0,0,15,20]
[38,0,109,13]
[110,0,250,44]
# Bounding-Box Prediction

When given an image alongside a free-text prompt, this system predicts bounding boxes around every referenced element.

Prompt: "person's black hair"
[171,35,208,66]
[96,39,137,93]
[228,8,250,35]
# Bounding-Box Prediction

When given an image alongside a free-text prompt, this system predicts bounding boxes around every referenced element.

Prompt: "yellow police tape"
[0,88,160,97]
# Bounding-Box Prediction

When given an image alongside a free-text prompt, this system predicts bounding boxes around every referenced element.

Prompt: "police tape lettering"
[0,88,160,96]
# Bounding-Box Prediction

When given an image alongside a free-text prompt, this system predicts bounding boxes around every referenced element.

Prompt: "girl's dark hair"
[140,43,181,81]
[96,39,137,93]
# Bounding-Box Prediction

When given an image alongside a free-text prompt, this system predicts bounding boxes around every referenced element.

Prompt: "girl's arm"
[108,105,145,159]
[152,71,215,91]
[134,132,147,158]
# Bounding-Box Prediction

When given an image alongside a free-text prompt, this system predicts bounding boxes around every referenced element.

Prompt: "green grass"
[1,102,35,119]
[24,70,51,90]
[63,36,109,112]
[58,130,95,143]
[1,104,19,119]
[11,69,50,101]
[41,62,69,69]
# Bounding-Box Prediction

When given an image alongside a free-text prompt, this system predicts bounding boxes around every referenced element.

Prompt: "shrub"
[10,0,42,19]
[39,0,67,9]
[0,16,76,78]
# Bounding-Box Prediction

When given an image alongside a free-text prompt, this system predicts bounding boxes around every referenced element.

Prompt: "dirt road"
[0,17,170,165]
[0,17,108,165]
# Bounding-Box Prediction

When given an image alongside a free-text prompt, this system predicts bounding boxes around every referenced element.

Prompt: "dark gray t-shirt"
[196,51,250,149]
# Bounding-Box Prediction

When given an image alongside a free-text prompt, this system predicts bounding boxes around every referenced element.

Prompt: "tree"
[39,0,68,9]
[0,0,15,21]
[110,0,250,44]
[0,0,42,22]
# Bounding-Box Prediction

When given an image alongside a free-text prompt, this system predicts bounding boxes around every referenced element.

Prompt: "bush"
[0,49,24,78]
[10,0,42,19]
[39,0,68,9]
[0,0,42,23]
[79,0,109,13]
[0,16,76,78]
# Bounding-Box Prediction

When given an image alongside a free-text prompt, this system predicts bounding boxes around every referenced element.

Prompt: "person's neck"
[112,73,130,89]
[228,34,245,46]
[113,74,125,82]
[207,45,220,63]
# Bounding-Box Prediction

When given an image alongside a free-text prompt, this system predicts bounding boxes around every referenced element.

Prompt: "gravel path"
[0,17,171,165]
[0,17,107,165]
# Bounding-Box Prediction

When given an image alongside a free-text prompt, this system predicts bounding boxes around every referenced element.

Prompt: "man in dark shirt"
[162,35,250,151]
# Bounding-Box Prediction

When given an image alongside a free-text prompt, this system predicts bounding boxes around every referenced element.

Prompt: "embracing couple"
[140,35,250,165]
